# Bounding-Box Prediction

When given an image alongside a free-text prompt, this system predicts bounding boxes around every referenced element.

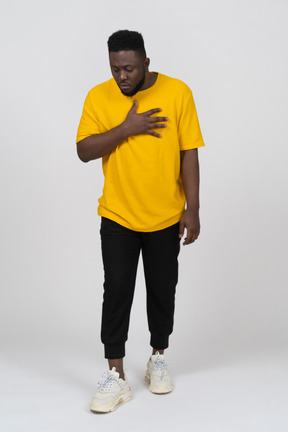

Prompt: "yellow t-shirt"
[76,72,205,232]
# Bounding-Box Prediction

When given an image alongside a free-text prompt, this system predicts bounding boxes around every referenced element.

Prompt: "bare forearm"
[180,148,200,212]
[76,123,129,162]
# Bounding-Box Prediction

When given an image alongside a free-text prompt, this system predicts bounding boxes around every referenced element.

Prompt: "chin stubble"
[120,74,146,97]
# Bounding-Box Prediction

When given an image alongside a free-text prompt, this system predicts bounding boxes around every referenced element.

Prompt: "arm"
[77,123,128,162]
[77,100,168,162]
[179,148,201,245]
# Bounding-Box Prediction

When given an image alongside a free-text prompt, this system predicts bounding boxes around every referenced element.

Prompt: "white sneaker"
[90,367,132,413]
[145,351,173,394]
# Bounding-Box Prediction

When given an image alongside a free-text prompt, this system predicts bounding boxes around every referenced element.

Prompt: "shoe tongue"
[110,367,120,378]
[153,351,164,359]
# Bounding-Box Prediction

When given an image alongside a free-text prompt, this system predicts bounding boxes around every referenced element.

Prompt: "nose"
[119,70,128,81]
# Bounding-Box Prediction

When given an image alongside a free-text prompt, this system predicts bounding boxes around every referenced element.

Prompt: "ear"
[144,57,150,70]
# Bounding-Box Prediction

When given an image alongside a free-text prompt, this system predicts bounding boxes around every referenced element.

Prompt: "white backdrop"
[1,0,287,371]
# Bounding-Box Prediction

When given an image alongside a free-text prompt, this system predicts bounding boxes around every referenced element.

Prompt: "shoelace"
[153,358,168,376]
[97,371,119,391]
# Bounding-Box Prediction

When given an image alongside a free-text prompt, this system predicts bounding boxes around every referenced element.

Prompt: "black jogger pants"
[100,217,181,359]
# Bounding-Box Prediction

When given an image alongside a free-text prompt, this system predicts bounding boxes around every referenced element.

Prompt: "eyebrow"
[110,64,135,68]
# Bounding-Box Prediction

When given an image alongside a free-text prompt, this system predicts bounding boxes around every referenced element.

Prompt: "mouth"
[119,83,130,90]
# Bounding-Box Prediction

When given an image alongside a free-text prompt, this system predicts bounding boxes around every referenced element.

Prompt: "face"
[109,50,149,97]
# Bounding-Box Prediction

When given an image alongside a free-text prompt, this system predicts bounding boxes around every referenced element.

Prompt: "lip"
[119,84,130,89]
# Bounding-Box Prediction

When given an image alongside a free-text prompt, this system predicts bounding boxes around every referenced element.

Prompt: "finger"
[150,124,167,129]
[143,108,162,116]
[149,116,169,123]
[183,228,193,245]
[130,100,138,112]
[148,130,162,138]
[184,230,199,245]
[179,221,185,238]
[191,228,200,243]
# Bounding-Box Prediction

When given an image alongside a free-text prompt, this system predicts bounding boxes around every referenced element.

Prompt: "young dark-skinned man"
[76,30,205,413]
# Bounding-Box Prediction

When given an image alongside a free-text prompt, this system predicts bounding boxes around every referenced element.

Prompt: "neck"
[140,71,158,91]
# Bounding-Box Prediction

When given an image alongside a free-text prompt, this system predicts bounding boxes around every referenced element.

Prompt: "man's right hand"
[122,100,168,138]
[77,100,168,162]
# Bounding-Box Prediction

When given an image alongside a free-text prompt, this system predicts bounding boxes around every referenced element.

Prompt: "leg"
[108,358,124,379]
[141,222,181,351]
[100,217,141,374]
[152,349,164,355]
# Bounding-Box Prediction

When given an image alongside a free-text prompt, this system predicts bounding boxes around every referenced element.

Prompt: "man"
[76,30,205,413]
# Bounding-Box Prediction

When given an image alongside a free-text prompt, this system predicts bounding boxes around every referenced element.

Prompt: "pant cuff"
[150,334,169,350]
[104,343,125,359]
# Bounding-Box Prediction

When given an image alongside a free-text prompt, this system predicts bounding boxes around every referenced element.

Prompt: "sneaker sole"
[145,374,173,394]
[90,389,132,413]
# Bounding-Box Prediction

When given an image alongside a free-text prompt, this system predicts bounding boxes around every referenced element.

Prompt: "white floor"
[1,341,288,432]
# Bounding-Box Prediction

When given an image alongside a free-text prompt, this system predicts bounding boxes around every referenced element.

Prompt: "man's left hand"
[179,209,200,245]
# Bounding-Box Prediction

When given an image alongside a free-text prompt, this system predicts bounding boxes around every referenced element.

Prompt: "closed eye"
[111,67,134,73]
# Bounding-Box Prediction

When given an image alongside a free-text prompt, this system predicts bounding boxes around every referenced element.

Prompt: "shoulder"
[87,78,115,99]
[158,73,192,97]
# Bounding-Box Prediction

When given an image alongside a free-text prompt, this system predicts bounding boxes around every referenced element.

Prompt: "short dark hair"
[107,30,146,58]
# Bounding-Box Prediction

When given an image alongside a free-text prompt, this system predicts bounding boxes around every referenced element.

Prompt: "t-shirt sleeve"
[177,89,205,151]
[76,91,101,143]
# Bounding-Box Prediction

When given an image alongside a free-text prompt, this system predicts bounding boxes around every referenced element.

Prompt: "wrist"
[186,206,199,213]
[118,121,130,141]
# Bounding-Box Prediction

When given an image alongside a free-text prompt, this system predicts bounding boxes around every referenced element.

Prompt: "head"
[108,30,149,97]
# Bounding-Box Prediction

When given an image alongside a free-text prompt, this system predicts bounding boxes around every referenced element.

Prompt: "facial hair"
[120,72,146,97]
